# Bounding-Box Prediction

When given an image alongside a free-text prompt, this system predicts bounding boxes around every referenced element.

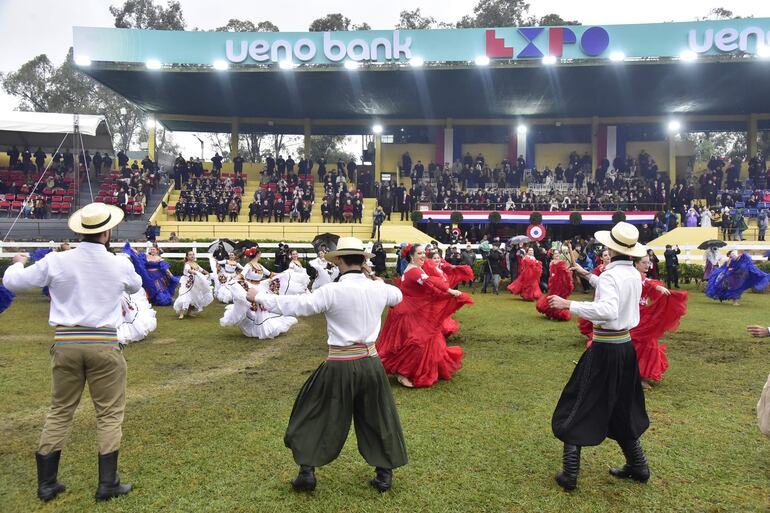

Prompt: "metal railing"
[153,223,371,239]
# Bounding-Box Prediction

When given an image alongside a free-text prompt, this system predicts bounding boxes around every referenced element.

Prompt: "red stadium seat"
[49,202,61,215]
[51,195,63,203]
[132,203,143,215]
[62,196,73,202]
[16,194,26,201]
[0,201,10,215]
[4,193,14,201]
[60,202,72,215]
[10,201,22,214]
[43,188,53,196]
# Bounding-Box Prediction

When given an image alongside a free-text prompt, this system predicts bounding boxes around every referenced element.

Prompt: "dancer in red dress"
[536,255,574,321]
[377,244,473,388]
[576,249,611,339]
[632,254,688,388]
[507,247,542,301]
[424,250,468,336]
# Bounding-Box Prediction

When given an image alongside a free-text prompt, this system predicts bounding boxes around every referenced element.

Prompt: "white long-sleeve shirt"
[255,272,402,346]
[569,260,641,331]
[3,242,142,328]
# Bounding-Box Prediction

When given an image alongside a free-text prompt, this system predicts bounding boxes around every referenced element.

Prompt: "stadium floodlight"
[146,118,157,130]
[213,60,229,71]
[516,124,528,134]
[74,55,91,67]
[372,124,384,134]
[279,60,298,70]
[344,60,360,70]
[474,55,491,66]
[409,56,425,67]
[679,50,698,62]
[146,59,162,70]
[757,45,770,58]
[667,120,682,133]
[542,55,558,65]
[609,51,626,62]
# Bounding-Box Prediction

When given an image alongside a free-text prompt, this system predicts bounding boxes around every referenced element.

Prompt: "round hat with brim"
[593,221,646,258]
[68,202,125,235]
[326,236,374,259]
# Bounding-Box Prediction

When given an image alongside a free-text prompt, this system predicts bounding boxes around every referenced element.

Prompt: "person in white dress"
[174,251,214,319]
[309,247,339,290]
[211,252,243,304]
[118,289,157,343]
[219,246,309,338]
[287,250,309,276]
[700,208,712,228]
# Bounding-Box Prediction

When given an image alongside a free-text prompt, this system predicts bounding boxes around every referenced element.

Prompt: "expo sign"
[688,26,770,54]
[485,26,610,59]
[225,31,413,64]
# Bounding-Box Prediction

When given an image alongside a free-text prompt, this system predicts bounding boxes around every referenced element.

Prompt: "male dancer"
[248,237,407,492]
[546,222,650,491]
[4,202,142,502]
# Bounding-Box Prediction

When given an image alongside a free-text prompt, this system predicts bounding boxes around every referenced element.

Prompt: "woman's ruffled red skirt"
[376,294,472,388]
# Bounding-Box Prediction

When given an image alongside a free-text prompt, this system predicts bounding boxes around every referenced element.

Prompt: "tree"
[299,135,355,163]
[214,19,279,32]
[397,8,437,30]
[2,54,55,111]
[536,13,580,26]
[309,13,351,32]
[109,0,186,30]
[352,22,371,31]
[471,0,531,28]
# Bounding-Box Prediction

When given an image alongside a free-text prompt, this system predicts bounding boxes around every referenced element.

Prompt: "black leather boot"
[370,467,392,492]
[291,465,316,492]
[95,450,133,501]
[36,451,66,502]
[555,444,581,491]
[609,439,650,483]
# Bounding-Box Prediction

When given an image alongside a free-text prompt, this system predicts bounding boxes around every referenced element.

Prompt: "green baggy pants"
[285,356,408,469]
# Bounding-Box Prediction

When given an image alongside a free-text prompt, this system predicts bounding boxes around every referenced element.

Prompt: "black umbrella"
[234,239,259,251]
[207,238,236,256]
[697,239,727,250]
[312,233,340,252]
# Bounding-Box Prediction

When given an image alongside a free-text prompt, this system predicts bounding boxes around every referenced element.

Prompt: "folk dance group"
[3,200,770,504]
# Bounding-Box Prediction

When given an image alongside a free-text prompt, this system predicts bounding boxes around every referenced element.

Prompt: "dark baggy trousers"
[284,356,408,469]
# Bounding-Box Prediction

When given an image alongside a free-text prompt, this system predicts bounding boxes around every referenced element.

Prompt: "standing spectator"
[227,198,238,222]
[34,147,46,172]
[732,209,748,241]
[371,205,386,239]
[482,240,504,294]
[233,154,244,176]
[211,153,223,178]
[758,209,768,241]
[460,243,476,289]
[663,244,680,289]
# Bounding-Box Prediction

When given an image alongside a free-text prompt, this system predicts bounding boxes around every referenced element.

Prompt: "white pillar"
[443,127,454,165]
[517,131,527,165]
[606,125,617,166]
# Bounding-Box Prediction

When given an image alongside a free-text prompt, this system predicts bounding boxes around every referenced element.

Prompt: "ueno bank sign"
[226,31,413,64]
[688,26,770,54]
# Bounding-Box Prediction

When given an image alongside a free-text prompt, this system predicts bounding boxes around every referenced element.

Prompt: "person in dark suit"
[663,244,680,289]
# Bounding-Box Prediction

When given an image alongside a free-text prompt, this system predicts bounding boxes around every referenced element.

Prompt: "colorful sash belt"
[592,327,631,344]
[54,326,119,345]
[327,342,378,361]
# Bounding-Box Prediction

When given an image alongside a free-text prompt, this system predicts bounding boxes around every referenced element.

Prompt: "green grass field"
[2,284,770,513]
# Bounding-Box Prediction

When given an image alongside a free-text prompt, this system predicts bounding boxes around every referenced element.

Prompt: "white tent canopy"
[0,111,114,154]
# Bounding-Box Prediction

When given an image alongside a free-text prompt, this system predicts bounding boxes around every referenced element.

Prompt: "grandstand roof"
[73,19,770,134]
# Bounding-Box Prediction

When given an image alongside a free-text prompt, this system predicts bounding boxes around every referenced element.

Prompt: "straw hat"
[593,222,646,258]
[67,202,125,234]
[326,237,374,258]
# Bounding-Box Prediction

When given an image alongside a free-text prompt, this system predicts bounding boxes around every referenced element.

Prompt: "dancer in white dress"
[219,246,309,338]
[211,252,243,303]
[118,289,157,343]
[174,251,214,319]
[309,248,339,290]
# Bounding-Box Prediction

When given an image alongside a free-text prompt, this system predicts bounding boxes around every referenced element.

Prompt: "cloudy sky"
[1,0,769,157]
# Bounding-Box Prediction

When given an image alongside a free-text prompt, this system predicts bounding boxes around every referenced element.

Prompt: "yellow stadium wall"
[460,144,507,167]
[625,141,668,172]
[693,160,749,178]
[535,143,591,170]
[381,144,436,174]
